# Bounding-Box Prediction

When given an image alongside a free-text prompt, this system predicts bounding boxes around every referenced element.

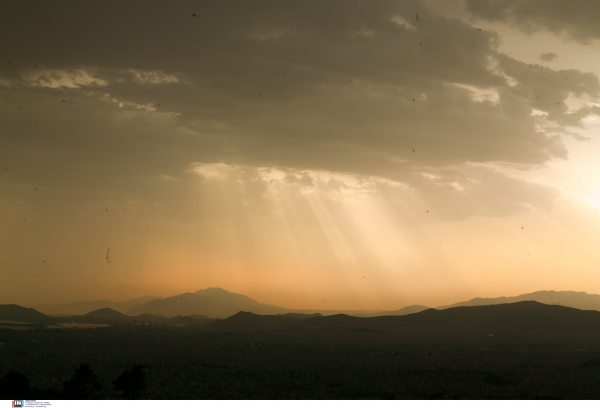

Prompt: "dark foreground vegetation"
[2,301,600,399]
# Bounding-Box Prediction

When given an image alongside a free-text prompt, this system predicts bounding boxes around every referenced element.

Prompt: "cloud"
[465,0,600,43]
[188,162,559,224]
[402,165,560,221]
[17,69,108,89]
[1,0,597,222]
[494,54,600,127]
[538,52,558,62]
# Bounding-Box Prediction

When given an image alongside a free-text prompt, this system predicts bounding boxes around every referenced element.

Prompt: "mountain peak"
[232,311,258,316]
[130,288,286,318]
[436,290,600,310]
[84,308,127,319]
[0,304,54,323]
[195,287,233,295]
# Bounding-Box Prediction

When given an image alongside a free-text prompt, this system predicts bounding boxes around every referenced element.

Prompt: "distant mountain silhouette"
[200,301,600,346]
[36,296,164,316]
[278,313,323,319]
[436,290,600,311]
[129,288,290,318]
[0,304,57,324]
[290,313,371,331]
[83,308,129,319]
[35,287,431,318]
[69,308,213,325]
[207,311,298,331]
[5,301,600,347]
[0,303,214,326]
[368,305,430,317]
[34,288,600,322]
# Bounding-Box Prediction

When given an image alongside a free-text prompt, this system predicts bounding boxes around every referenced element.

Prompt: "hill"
[69,308,213,325]
[36,295,164,316]
[206,311,299,331]
[0,304,57,324]
[367,305,431,317]
[83,308,129,319]
[200,301,600,346]
[0,303,216,327]
[129,288,291,318]
[277,313,323,319]
[437,290,600,311]
[34,288,600,322]
[34,287,432,318]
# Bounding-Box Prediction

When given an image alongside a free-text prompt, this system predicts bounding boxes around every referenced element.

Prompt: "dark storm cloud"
[466,0,600,43]
[1,0,597,220]
[538,52,558,62]
[495,54,600,127]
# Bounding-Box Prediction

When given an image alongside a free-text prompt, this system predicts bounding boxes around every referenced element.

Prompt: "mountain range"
[36,287,378,318]
[33,288,600,319]
[36,295,165,316]
[196,301,600,348]
[9,301,600,347]
[127,287,290,318]
[0,304,215,327]
[436,290,600,310]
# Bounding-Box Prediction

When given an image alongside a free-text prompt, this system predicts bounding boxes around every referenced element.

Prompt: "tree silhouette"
[112,364,146,399]
[62,363,101,399]
[0,371,31,399]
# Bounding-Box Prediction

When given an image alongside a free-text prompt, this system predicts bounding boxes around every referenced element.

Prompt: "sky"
[2,0,600,310]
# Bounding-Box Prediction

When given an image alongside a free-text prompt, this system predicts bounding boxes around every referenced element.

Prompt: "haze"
[2,0,600,311]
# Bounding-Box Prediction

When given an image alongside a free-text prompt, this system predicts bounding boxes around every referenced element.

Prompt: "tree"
[112,364,146,399]
[62,363,101,399]
[0,371,31,399]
